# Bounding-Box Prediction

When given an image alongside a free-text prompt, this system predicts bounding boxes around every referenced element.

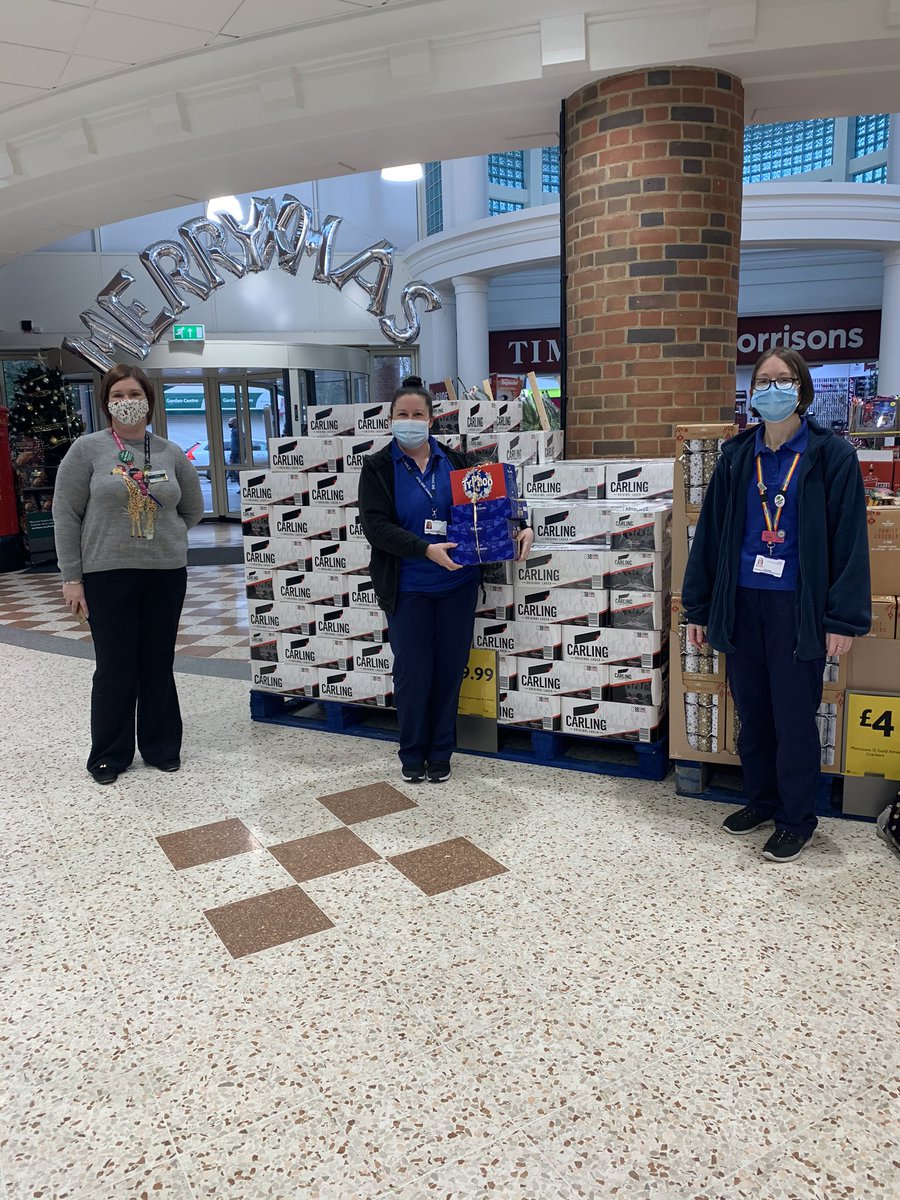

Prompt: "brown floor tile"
[174,634,208,644]
[270,827,380,883]
[204,885,333,958]
[388,837,508,897]
[157,817,261,870]
[318,781,417,825]
[178,645,225,657]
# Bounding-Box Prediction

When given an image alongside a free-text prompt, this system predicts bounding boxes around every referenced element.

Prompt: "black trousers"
[82,568,187,773]
[726,587,825,839]
[387,578,479,768]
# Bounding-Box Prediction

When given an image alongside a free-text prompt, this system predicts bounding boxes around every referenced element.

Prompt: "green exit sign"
[172,324,205,341]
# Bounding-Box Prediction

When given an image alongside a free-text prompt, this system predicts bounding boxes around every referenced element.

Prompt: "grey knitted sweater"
[52,430,205,580]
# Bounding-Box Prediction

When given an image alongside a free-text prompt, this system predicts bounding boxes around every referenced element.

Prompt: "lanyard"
[756,450,800,550]
[110,428,160,505]
[401,455,438,518]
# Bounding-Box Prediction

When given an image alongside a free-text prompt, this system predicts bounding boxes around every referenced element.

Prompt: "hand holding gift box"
[448,463,528,565]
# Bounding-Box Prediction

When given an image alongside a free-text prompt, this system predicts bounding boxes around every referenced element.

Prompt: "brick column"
[565,68,744,457]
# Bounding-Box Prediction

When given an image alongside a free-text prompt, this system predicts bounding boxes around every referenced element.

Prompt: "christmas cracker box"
[268,437,342,473]
[306,406,356,437]
[318,669,394,707]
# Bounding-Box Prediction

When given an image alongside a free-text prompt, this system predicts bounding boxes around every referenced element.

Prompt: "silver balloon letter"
[97,267,176,343]
[178,217,246,282]
[63,309,152,373]
[142,238,216,308]
[327,240,395,317]
[217,196,279,274]
[379,281,442,346]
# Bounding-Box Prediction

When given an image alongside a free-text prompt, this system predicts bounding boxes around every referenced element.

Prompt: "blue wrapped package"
[448,512,520,565]
[450,496,528,526]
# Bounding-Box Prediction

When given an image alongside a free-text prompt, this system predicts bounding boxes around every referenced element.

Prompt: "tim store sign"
[489,311,881,372]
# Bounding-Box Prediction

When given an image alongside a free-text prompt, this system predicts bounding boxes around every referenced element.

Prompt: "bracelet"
[62,579,82,586]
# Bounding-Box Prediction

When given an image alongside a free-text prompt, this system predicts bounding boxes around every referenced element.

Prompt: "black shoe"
[762,829,811,863]
[722,805,774,836]
[401,763,426,783]
[155,759,181,773]
[426,761,451,783]
[90,763,119,785]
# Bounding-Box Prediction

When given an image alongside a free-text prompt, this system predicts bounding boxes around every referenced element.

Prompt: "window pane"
[424,161,443,235]
[488,198,525,215]
[487,151,525,188]
[854,114,890,158]
[743,119,834,182]
[542,145,560,194]
[852,164,887,182]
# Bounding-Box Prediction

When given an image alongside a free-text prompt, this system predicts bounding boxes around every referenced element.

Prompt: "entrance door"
[216,376,280,517]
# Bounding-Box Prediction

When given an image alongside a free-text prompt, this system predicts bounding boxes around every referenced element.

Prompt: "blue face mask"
[392,419,430,450]
[752,387,799,423]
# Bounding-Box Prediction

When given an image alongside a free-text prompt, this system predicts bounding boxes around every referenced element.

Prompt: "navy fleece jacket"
[682,418,871,660]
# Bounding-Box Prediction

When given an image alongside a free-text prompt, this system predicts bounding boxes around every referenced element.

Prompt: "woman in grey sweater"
[52,365,204,784]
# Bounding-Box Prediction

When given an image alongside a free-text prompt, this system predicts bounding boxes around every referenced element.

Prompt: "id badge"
[145,470,169,484]
[753,554,785,578]
[424,519,447,536]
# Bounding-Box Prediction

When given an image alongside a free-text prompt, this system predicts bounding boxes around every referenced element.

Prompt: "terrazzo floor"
[1,639,898,1199]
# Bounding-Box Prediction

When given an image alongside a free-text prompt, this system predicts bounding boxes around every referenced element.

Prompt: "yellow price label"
[844,692,900,780]
[457,648,498,720]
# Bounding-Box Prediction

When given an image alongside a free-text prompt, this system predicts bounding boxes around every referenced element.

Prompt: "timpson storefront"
[489,310,882,431]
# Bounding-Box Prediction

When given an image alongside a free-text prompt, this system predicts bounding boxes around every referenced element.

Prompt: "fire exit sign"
[172,324,205,341]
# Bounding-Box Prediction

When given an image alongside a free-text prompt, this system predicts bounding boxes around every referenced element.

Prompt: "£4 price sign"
[844,692,900,780]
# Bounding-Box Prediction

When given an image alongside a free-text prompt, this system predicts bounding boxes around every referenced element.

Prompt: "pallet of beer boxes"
[478,455,674,744]
[240,399,563,707]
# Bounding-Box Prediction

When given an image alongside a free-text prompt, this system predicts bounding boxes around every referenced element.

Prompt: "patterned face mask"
[108,397,149,425]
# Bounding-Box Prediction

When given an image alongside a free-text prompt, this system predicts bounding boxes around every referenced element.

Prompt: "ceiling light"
[380,164,424,183]
[206,195,243,220]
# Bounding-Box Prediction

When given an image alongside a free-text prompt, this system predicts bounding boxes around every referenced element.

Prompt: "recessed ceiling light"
[380,164,424,182]
[206,195,243,220]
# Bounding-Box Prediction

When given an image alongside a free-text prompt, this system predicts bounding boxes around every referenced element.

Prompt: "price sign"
[457,648,497,719]
[844,691,900,780]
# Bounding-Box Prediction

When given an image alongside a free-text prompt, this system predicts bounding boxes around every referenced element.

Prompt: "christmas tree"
[8,366,84,465]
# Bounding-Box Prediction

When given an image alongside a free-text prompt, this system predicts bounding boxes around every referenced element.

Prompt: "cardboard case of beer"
[277,633,354,670]
[352,640,394,673]
[248,598,315,635]
[273,570,348,606]
[249,629,278,661]
[341,436,391,471]
[240,505,270,538]
[239,469,303,506]
[475,584,515,621]
[458,398,523,435]
[530,503,606,546]
[311,540,371,574]
[244,567,275,601]
[516,659,608,699]
[515,547,607,590]
[307,472,360,508]
[511,620,563,660]
[603,460,675,501]
[252,661,319,698]
[605,502,672,552]
[306,406,356,437]
[522,461,605,501]
[605,548,672,593]
[268,437,342,473]
[343,506,366,542]
[314,604,388,642]
[514,587,609,626]
[270,506,346,541]
[561,698,662,742]
[353,403,392,436]
[610,590,667,631]
[450,461,519,506]
[497,690,561,731]
[243,535,305,572]
[346,575,379,608]
[318,669,394,706]
[473,618,518,654]
[561,626,666,668]
[605,663,669,708]
[466,431,563,468]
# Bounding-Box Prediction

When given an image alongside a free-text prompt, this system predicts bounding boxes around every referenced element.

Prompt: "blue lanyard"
[401,455,438,518]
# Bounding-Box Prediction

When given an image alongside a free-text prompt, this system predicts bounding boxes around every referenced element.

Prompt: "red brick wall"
[565,68,744,457]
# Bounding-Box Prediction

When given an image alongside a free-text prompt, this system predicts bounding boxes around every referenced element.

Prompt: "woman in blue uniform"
[683,348,870,862]
[359,378,532,783]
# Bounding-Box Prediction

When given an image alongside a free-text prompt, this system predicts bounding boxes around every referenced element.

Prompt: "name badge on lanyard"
[424,518,447,536]
[402,456,441,535]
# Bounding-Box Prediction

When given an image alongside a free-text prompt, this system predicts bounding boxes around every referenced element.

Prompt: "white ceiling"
[1,0,899,263]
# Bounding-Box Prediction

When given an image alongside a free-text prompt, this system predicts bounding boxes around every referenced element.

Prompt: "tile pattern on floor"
[2,635,899,1200]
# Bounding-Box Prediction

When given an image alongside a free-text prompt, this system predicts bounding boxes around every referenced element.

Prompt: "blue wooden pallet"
[249,690,670,781]
[674,759,843,819]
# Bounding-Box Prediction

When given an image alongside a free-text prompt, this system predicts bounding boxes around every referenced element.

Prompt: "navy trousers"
[726,587,825,839]
[387,578,479,768]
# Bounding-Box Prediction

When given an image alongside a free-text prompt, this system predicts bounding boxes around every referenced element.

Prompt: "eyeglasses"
[753,378,799,393]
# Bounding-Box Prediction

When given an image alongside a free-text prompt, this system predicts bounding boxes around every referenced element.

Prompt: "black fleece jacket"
[682,418,871,660]
[358,441,470,614]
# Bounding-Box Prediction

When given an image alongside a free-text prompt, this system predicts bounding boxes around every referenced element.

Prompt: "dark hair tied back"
[401,374,423,388]
[391,380,433,415]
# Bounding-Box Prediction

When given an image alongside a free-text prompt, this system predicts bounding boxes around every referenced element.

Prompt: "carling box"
[270,506,346,541]
[252,662,319,698]
[603,460,675,501]
[353,403,392,436]
[605,548,671,593]
[306,406,356,437]
[515,547,607,590]
[248,599,314,634]
[243,535,303,572]
[473,618,518,654]
[318,669,394,707]
[605,663,669,708]
[244,567,275,601]
[604,502,672,552]
[273,570,348,607]
[475,584,515,621]
[530,502,606,546]
[241,505,269,538]
[561,698,662,742]
[522,461,604,501]
[239,469,303,506]
[561,626,666,668]
[466,431,562,467]
[516,660,608,699]
[314,605,388,642]
[307,472,359,507]
[341,436,391,471]
[497,691,561,732]
[311,540,371,574]
[458,398,523,435]
[346,575,379,608]
[277,633,353,670]
[249,629,278,662]
[610,590,667,632]
[511,620,563,660]
[515,587,609,627]
[344,506,366,542]
[352,640,394,674]
[268,436,342,473]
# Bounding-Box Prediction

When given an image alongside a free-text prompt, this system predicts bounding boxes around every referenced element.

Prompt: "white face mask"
[108,397,149,426]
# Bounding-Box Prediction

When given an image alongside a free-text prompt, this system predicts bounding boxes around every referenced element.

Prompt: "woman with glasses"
[682,347,870,862]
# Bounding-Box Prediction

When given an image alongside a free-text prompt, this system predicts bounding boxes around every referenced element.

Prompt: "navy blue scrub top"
[737,418,809,592]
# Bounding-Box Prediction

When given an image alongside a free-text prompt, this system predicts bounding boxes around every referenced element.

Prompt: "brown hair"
[100,365,156,424]
[750,347,815,416]
[391,381,433,416]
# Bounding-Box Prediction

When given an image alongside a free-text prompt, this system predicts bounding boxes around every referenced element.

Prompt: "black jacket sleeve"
[357,456,430,560]
[682,455,730,627]
[823,446,872,637]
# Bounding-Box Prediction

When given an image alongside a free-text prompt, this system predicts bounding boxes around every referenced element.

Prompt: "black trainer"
[155,759,181,773]
[722,805,774,835]
[90,763,119,785]
[762,829,811,863]
[401,763,426,783]
[427,761,451,783]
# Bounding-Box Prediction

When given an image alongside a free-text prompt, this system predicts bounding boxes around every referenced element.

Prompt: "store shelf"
[250,689,671,781]
[672,759,872,822]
